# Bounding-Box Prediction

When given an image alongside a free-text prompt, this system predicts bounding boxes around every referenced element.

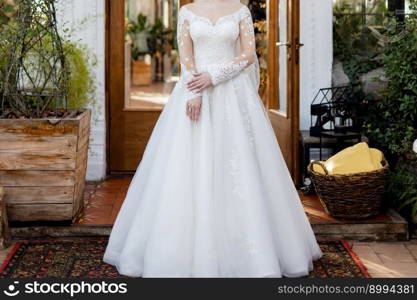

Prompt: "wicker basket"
[308,157,389,219]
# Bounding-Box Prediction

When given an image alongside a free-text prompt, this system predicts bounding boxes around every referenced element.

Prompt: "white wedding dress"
[103,2,323,278]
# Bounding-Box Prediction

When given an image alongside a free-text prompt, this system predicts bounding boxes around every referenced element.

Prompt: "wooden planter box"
[0,187,11,249]
[0,110,91,222]
[132,59,152,86]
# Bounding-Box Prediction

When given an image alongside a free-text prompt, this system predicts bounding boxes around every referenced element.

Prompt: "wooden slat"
[0,187,11,249]
[3,186,73,204]
[0,119,79,136]
[0,170,75,186]
[73,140,88,217]
[72,163,87,218]
[0,134,77,153]
[77,110,91,150]
[7,204,73,221]
[75,142,89,168]
[0,116,86,171]
[0,151,76,170]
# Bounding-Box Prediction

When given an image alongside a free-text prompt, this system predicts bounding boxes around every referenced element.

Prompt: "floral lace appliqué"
[229,149,246,199]
[240,97,255,150]
[207,60,249,86]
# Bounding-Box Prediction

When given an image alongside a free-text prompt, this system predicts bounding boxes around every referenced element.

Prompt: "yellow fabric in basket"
[370,148,383,169]
[312,142,383,175]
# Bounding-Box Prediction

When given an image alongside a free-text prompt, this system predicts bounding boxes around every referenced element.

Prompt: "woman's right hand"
[186,97,202,122]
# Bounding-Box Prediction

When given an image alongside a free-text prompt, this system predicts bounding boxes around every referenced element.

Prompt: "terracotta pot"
[131,59,152,86]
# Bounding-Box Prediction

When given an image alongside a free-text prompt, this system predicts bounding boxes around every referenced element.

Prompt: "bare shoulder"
[231,2,247,11]
[236,3,251,15]
[182,3,196,10]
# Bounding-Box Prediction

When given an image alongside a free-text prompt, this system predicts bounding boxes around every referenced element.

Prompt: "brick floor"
[74,175,398,228]
[73,175,130,225]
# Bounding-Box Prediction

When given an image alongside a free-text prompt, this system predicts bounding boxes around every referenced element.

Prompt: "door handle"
[296,43,304,50]
[294,38,304,64]
[276,42,291,47]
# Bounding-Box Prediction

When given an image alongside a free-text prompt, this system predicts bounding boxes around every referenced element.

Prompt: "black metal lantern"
[310,85,360,137]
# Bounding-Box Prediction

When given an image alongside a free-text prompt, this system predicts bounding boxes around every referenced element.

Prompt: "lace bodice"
[177,3,256,100]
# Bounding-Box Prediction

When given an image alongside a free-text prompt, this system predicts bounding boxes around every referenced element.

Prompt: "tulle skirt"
[103,72,323,277]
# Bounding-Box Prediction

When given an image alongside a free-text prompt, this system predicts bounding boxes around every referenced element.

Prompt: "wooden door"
[180,0,192,6]
[267,0,301,184]
[106,0,188,172]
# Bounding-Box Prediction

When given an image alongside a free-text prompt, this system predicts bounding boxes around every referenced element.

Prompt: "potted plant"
[146,18,172,82]
[127,13,152,86]
[0,0,95,222]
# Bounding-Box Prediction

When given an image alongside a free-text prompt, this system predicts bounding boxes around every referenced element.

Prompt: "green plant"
[342,54,381,85]
[0,0,96,118]
[147,17,172,57]
[363,1,417,220]
[387,162,417,221]
[126,13,172,61]
[0,0,69,118]
[1,1,17,107]
[0,0,16,25]
[127,13,149,34]
[364,1,417,156]
[333,1,363,60]
[126,13,151,60]
[333,0,387,84]
[64,42,97,109]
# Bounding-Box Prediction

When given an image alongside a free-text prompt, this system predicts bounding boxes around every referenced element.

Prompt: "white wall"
[56,0,107,181]
[300,0,333,130]
[127,0,156,23]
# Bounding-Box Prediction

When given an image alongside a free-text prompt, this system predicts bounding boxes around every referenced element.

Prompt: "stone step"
[302,194,409,242]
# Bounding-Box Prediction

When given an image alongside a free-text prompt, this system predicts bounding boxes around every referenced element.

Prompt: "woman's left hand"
[187,72,213,94]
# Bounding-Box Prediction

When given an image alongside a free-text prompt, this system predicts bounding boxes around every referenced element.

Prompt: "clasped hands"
[186,72,212,122]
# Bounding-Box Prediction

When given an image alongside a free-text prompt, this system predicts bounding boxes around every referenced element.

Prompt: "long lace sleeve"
[206,6,256,86]
[177,7,201,101]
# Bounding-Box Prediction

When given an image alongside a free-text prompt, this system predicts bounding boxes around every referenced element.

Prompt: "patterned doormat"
[0,239,370,278]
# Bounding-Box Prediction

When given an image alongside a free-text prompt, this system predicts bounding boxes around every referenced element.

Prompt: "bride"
[103,0,323,277]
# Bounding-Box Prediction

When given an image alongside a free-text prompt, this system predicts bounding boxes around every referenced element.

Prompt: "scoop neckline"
[183,5,246,27]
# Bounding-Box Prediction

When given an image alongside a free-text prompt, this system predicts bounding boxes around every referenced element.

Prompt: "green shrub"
[333,0,386,84]
[364,1,417,221]
[387,161,417,221]
[364,4,417,156]
[64,42,96,109]
[0,0,96,118]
